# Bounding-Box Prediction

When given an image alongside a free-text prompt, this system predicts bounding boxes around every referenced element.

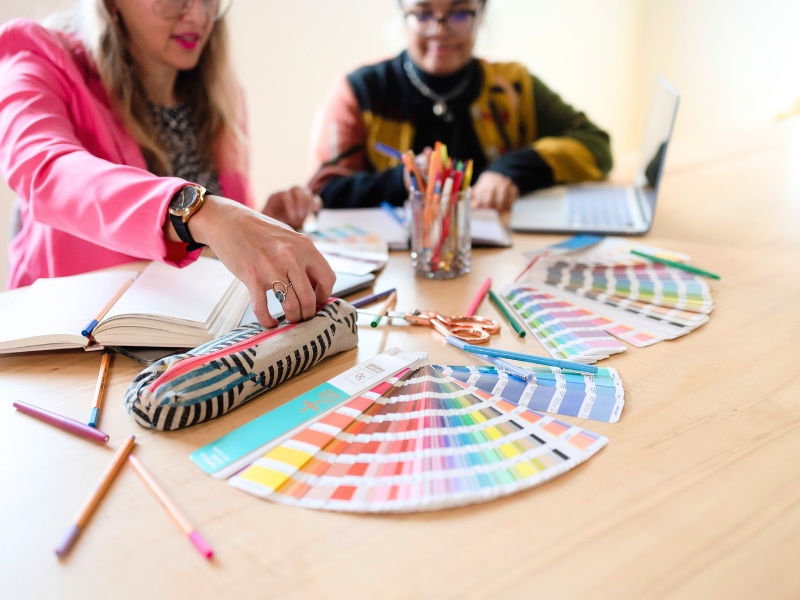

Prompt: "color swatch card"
[228,365,607,513]
[510,237,716,358]
[307,224,390,275]
[435,364,625,423]
[190,348,427,479]
[501,285,628,363]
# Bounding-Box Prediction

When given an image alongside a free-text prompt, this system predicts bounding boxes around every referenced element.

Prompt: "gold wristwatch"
[168,184,207,251]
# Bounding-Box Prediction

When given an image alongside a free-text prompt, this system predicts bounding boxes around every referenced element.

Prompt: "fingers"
[264,187,322,229]
[248,280,280,329]
[471,172,519,211]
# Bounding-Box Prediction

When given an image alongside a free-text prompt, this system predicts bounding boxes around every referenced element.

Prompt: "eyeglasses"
[403,9,480,36]
[153,0,232,21]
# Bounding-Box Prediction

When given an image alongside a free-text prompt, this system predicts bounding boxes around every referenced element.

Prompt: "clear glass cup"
[408,188,471,279]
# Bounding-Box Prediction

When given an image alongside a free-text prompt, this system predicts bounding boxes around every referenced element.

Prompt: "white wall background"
[1,0,799,290]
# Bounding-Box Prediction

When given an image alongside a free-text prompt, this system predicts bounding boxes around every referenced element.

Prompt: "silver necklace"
[403,59,473,124]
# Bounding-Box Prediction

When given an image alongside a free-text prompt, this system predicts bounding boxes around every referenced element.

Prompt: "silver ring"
[271,280,293,304]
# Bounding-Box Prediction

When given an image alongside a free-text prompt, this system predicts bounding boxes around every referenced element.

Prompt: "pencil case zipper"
[148,322,300,392]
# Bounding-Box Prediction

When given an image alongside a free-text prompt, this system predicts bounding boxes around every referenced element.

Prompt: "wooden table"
[2,119,800,599]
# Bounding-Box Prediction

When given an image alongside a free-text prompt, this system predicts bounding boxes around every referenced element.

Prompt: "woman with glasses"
[308,0,612,212]
[0,0,333,326]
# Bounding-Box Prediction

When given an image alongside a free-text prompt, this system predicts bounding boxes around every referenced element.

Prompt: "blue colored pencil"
[444,336,599,375]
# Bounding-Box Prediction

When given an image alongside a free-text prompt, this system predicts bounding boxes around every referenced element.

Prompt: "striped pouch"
[124,300,358,431]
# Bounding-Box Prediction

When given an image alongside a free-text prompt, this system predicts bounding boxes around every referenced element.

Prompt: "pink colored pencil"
[14,401,109,443]
[465,277,492,316]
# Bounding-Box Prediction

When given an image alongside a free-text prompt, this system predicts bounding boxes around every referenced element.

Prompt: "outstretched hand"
[189,195,336,328]
[262,186,323,230]
[470,171,519,211]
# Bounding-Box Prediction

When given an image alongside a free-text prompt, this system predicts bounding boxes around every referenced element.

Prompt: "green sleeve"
[532,75,613,175]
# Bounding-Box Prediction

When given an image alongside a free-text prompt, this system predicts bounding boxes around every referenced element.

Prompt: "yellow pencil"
[55,435,136,558]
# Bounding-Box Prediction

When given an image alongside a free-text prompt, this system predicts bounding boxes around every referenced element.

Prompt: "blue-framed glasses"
[403,9,480,36]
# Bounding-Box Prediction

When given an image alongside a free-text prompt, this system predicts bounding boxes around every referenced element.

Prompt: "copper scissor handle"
[404,310,500,344]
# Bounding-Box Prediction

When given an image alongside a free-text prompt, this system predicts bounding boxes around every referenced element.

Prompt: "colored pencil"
[55,435,136,558]
[88,352,112,428]
[370,290,397,327]
[630,249,721,280]
[465,277,492,316]
[350,288,397,309]
[81,277,135,337]
[380,201,405,225]
[487,289,526,338]
[444,336,599,374]
[375,142,403,160]
[13,401,109,443]
[128,455,214,560]
[444,336,532,382]
[514,250,549,282]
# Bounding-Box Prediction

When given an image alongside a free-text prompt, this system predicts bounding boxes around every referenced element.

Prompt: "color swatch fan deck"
[229,365,607,512]
[504,238,715,363]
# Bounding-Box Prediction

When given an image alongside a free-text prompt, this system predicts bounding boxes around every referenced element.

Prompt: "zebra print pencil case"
[124,300,358,431]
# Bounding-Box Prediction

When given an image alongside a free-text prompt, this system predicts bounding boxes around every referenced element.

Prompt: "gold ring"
[271,280,293,304]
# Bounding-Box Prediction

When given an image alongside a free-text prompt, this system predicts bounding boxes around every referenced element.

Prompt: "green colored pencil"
[630,249,721,280]
[488,289,526,338]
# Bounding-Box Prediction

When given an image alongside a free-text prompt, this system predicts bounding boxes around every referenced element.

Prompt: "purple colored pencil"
[13,401,110,443]
[350,288,397,309]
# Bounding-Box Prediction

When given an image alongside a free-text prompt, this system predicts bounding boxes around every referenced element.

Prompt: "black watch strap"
[169,214,206,252]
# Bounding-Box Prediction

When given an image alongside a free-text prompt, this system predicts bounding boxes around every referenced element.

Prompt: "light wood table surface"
[2,120,800,599]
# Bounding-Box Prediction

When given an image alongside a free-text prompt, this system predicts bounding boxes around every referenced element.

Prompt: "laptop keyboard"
[567,188,634,227]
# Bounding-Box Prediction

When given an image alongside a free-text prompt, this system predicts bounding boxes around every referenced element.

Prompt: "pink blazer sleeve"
[0,21,188,260]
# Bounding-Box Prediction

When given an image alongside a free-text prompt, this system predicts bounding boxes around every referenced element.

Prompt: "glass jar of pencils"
[408,188,471,279]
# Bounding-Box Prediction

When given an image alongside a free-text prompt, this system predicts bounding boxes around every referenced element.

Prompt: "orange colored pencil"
[55,435,136,558]
[88,352,112,428]
[128,455,214,559]
[81,277,135,337]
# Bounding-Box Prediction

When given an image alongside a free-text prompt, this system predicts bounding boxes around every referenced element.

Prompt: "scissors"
[402,309,500,344]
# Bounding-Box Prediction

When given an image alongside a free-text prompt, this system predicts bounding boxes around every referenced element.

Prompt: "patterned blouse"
[148,103,221,195]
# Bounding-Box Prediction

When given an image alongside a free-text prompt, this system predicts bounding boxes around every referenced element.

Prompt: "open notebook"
[0,258,374,359]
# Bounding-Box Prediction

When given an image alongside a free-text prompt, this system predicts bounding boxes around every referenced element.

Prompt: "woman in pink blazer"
[0,0,331,326]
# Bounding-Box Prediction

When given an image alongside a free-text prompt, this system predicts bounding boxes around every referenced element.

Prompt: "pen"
[380,201,405,226]
[630,249,721,280]
[375,141,403,160]
[350,288,397,309]
[444,336,599,374]
[444,336,532,382]
[88,352,112,428]
[55,435,136,558]
[14,401,110,443]
[465,277,492,317]
[128,455,214,560]
[370,290,397,327]
[487,289,526,338]
[82,277,135,337]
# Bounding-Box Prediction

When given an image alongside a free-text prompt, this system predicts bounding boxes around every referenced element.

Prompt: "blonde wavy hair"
[48,0,245,177]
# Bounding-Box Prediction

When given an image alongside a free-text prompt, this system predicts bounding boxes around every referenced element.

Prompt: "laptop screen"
[634,75,681,222]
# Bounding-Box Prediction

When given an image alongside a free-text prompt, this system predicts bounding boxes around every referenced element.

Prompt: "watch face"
[171,186,198,212]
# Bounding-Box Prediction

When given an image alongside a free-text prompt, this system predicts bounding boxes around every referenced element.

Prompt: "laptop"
[510,74,680,235]
[109,270,375,364]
